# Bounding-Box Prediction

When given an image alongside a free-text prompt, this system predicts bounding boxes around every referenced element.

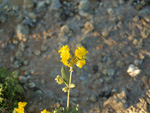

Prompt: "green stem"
[67,67,73,113]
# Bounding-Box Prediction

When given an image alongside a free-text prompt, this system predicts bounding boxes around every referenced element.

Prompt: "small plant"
[55,45,88,113]
[0,68,23,113]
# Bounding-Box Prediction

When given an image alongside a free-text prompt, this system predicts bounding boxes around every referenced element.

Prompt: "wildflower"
[75,47,88,59]
[58,45,71,66]
[55,75,64,84]
[14,102,27,113]
[41,109,50,113]
[18,102,27,108]
[76,60,86,68]
[58,45,69,53]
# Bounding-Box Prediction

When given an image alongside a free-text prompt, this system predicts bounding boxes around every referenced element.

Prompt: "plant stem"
[67,67,73,113]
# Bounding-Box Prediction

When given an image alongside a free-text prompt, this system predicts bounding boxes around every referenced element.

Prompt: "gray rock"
[28,82,35,88]
[23,60,29,66]
[127,64,141,77]
[13,61,21,68]
[107,69,115,77]
[104,90,127,111]
[24,0,34,9]
[78,0,90,17]
[70,89,79,97]
[34,50,41,56]
[84,22,94,32]
[88,94,98,103]
[41,45,48,52]
[19,76,28,83]
[15,51,23,58]
[16,24,29,41]
[50,0,61,11]
[37,1,46,9]
[60,25,70,34]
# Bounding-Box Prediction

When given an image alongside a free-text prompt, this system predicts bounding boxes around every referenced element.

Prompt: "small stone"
[13,61,21,68]
[102,29,109,37]
[102,69,108,75]
[88,94,98,103]
[34,50,41,56]
[45,0,51,4]
[127,64,141,77]
[13,40,19,45]
[19,76,28,83]
[141,28,150,39]
[116,61,123,67]
[23,60,29,66]
[133,16,139,22]
[37,1,46,9]
[78,0,90,17]
[107,69,115,77]
[84,22,94,32]
[10,57,15,63]
[50,0,61,11]
[15,51,23,58]
[61,25,70,34]
[70,89,79,97]
[28,82,35,88]
[128,36,134,41]
[41,45,48,52]
[133,39,138,46]
[107,8,114,15]
[16,24,29,41]
[24,0,34,9]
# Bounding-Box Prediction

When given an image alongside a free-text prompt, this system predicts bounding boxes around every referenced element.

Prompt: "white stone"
[127,64,141,77]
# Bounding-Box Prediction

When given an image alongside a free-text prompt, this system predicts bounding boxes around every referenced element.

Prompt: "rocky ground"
[0,0,150,113]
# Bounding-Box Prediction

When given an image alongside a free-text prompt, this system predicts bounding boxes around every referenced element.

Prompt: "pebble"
[84,22,94,32]
[78,0,90,17]
[88,94,98,103]
[19,76,28,83]
[23,60,29,66]
[70,89,79,97]
[34,50,41,56]
[107,8,114,15]
[141,28,149,39]
[13,61,21,68]
[15,51,23,58]
[37,1,46,9]
[102,29,109,37]
[61,25,70,34]
[28,82,35,88]
[41,45,48,52]
[127,64,141,77]
[133,16,139,22]
[24,0,34,9]
[107,69,115,77]
[132,39,138,46]
[50,0,61,11]
[16,24,29,41]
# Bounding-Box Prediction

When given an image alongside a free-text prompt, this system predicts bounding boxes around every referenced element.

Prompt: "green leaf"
[69,84,75,89]
[61,67,69,85]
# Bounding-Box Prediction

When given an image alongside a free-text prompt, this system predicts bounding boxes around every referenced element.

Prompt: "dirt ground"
[0,0,150,113]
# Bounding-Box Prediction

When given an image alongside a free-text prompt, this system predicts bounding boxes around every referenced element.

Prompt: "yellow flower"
[41,109,50,113]
[58,45,72,66]
[58,45,70,53]
[15,107,24,113]
[55,75,64,84]
[62,87,69,92]
[76,60,86,68]
[75,47,88,59]
[60,51,71,60]
[18,102,27,108]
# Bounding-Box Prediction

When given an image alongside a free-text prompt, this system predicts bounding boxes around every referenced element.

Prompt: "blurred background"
[0,0,150,112]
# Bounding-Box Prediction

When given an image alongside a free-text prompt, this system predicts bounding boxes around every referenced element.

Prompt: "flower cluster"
[58,45,88,68]
[41,109,50,113]
[13,102,27,113]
